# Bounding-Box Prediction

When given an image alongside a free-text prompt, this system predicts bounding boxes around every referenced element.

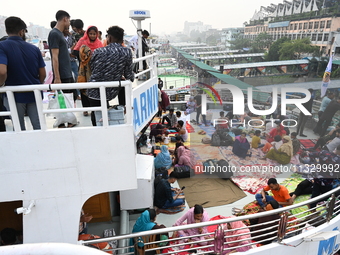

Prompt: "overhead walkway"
[190,50,239,55]
[214,59,309,70]
[199,53,265,60]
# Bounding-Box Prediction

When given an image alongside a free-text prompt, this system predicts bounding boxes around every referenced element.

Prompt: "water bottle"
[151,136,156,146]
[57,91,67,109]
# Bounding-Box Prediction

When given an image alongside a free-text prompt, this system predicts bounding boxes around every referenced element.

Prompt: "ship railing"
[0,81,133,132]
[133,53,158,80]
[79,186,340,254]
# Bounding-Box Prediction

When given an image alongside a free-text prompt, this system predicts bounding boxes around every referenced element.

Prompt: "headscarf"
[177,146,194,168]
[279,135,293,157]
[132,210,156,233]
[224,216,251,247]
[77,45,92,83]
[73,26,103,52]
[154,145,172,170]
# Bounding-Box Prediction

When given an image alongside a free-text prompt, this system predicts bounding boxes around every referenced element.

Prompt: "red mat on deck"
[299,139,317,151]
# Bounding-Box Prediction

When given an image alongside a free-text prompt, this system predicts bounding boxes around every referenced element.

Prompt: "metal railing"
[80,186,340,254]
[0,81,133,132]
[0,53,159,132]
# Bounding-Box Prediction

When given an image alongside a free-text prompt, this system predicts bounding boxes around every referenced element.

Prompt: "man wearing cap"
[0,16,46,131]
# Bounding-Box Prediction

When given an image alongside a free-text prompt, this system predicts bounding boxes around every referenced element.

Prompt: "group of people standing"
[0,9,149,130]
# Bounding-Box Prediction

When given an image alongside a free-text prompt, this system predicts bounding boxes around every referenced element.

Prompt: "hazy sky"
[1,0,277,36]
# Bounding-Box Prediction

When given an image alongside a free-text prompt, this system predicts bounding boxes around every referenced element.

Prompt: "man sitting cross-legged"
[255,178,293,209]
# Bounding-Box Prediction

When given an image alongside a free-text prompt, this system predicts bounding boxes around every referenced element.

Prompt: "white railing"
[0,81,133,132]
[80,186,340,254]
[0,53,159,132]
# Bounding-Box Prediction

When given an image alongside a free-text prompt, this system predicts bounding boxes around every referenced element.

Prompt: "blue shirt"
[0,36,45,103]
[320,96,331,112]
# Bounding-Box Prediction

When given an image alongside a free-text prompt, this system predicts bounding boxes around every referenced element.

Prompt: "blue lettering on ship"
[133,84,158,131]
[318,227,340,255]
[134,11,146,15]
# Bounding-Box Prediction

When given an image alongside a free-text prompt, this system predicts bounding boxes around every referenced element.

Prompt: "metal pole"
[137,20,143,72]
[33,89,47,130]
[118,210,129,254]
[6,91,21,132]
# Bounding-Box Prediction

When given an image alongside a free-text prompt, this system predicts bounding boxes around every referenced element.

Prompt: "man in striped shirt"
[88,26,134,105]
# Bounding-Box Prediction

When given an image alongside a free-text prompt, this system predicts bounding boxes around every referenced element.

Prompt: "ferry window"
[290,24,293,30]
[294,23,298,30]
[317,34,323,41]
[320,21,325,28]
[324,33,329,41]
[314,21,319,29]
[312,34,317,41]
[299,23,302,29]
[309,22,313,29]
[303,22,308,29]
[326,20,331,28]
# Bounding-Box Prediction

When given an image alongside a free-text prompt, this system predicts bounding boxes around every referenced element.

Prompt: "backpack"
[203,159,218,175]
[211,131,221,146]
[155,167,168,179]
[218,129,234,146]
[215,159,233,180]
[174,165,194,178]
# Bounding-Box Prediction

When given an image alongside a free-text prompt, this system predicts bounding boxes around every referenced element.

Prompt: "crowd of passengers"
[0,10,149,130]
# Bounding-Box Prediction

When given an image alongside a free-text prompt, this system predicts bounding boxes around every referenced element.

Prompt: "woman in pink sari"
[176,146,194,169]
[224,217,251,253]
[173,204,210,246]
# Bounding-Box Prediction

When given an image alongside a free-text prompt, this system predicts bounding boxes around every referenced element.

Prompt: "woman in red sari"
[72,26,103,117]
[266,123,286,143]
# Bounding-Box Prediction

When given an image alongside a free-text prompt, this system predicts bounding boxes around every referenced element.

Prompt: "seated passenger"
[173,204,210,246]
[266,123,286,143]
[175,146,194,169]
[309,123,340,150]
[185,96,196,115]
[262,135,282,154]
[262,136,292,164]
[251,200,280,245]
[224,217,252,253]
[291,132,301,156]
[215,111,229,130]
[154,172,185,209]
[161,109,177,129]
[154,145,172,170]
[232,132,250,158]
[255,178,293,209]
[132,209,159,233]
[251,130,264,149]
[149,124,164,143]
[171,120,188,142]
[289,179,313,201]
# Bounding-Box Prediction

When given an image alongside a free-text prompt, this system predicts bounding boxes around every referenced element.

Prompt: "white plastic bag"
[47,90,77,128]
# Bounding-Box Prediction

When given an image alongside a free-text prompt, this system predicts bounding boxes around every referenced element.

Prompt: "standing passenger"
[48,10,76,99]
[87,26,134,125]
[0,16,46,131]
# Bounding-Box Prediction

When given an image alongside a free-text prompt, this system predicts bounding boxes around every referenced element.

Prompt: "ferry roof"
[199,53,265,60]
[190,50,239,55]
[214,59,309,70]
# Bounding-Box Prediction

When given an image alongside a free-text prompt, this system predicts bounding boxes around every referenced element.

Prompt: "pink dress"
[173,207,210,245]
